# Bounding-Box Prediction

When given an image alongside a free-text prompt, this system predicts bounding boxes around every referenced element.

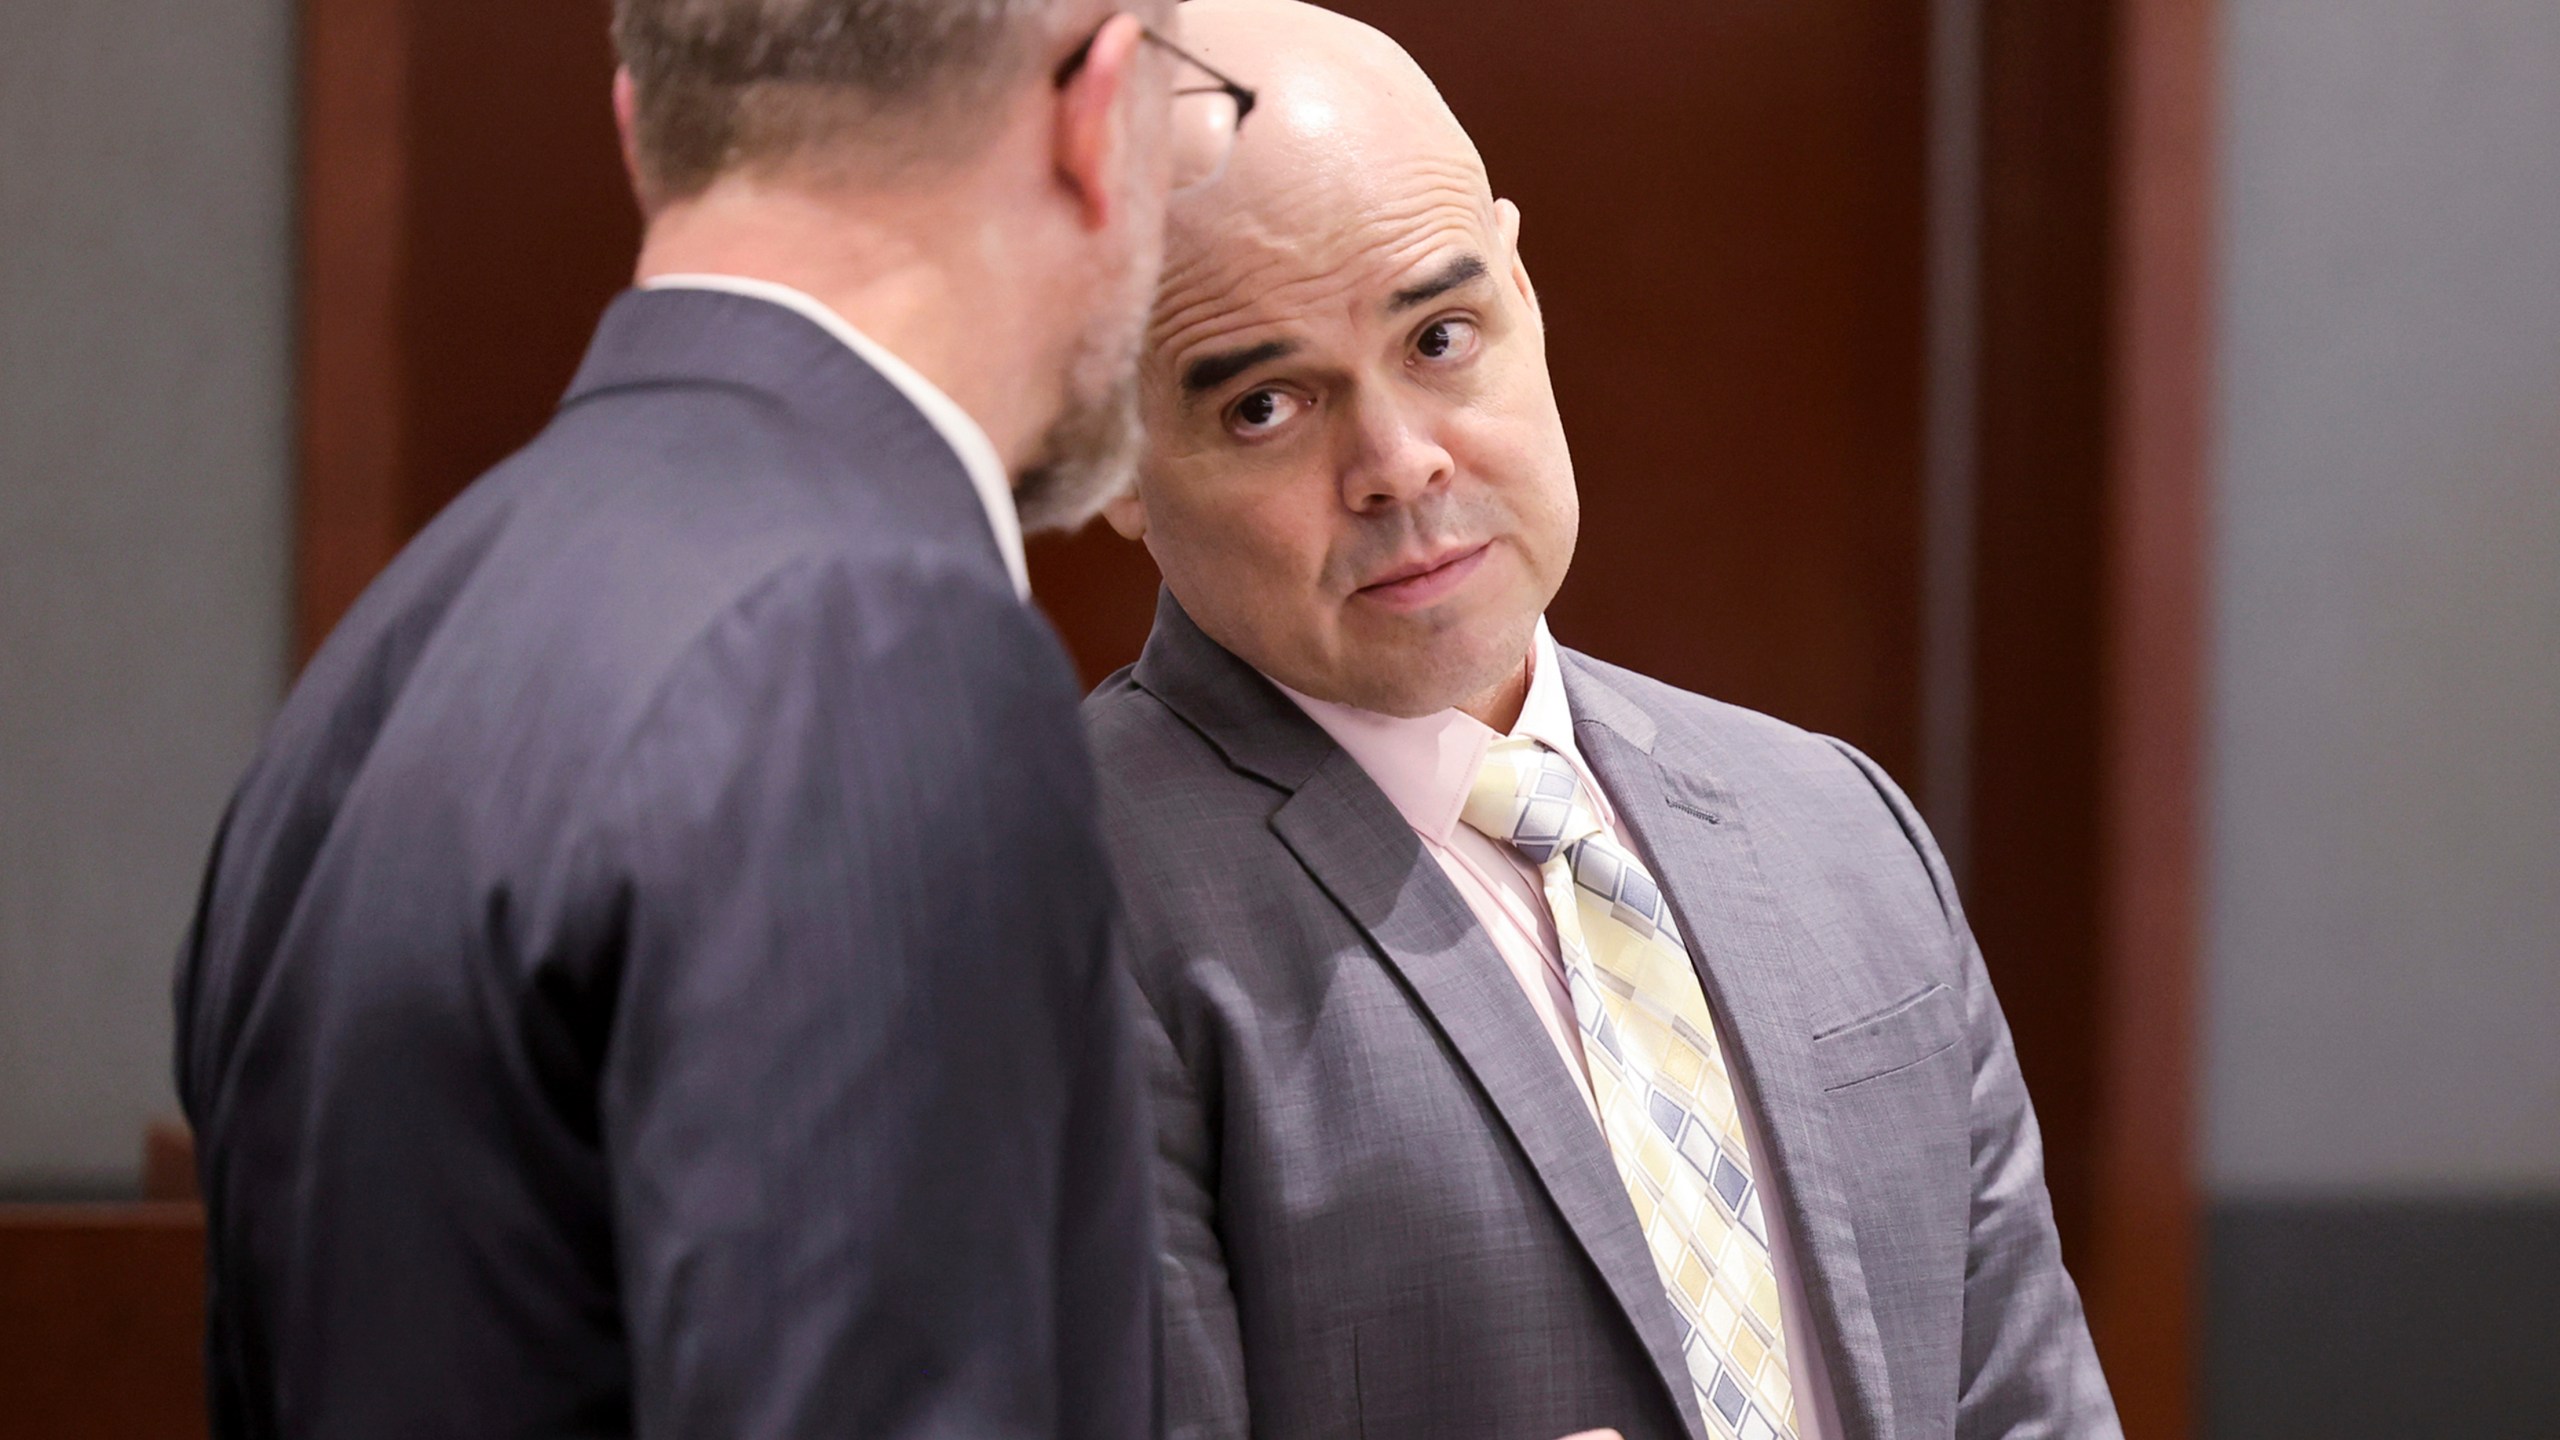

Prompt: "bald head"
[1151,0,1500,378]
[1171,0,1488,231]
[1112,0,1578,723]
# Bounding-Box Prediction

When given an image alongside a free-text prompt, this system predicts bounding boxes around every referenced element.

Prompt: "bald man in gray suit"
[1082,4,2123,1438]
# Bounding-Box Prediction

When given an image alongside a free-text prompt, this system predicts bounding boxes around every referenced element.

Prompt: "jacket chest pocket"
[1810,983,1961,1092]
[1808,981,1973,1421]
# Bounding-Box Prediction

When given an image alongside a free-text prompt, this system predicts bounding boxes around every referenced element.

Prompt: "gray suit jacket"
[176,290,1155,1439]
[1085,594,2120,1440]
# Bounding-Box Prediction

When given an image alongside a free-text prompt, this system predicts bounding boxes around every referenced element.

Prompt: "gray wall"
[2207,0,2560,1200]
[2204,0,2560,1430]
[0,2,294,1194]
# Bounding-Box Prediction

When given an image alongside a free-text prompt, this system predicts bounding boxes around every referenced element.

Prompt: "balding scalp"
[616,0,1138,198]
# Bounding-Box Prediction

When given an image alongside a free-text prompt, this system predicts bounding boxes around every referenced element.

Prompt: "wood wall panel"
[2088,0,2210,1429]
[0,1206,208,1440]
[1974,0,2212,1430]
[400,1,638,537]
[1974,0,2118,1293]
[297,0,635,661]
[297,0,414,662]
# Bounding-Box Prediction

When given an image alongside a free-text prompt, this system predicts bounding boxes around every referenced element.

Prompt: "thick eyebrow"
[1389,253,1491,314]
[1181,338,1299,398]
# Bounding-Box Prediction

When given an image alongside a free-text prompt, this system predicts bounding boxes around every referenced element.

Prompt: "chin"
[1350,609,1538,717]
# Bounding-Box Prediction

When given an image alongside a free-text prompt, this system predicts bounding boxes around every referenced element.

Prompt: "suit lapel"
[1563,657,1897,1440]
[1132,596,1710,1438]
[1269,758,1712,1439]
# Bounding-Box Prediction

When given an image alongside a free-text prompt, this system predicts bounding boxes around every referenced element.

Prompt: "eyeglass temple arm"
[1056,23,1259,122]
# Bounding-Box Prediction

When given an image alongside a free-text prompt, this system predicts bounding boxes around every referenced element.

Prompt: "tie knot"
[1463,737,1602,864]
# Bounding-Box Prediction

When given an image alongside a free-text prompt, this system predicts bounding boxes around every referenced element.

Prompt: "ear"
[612,69,651,210]
[1495,198,1542,327]
[1053,14,1152,232]
[1103,484,1150,541]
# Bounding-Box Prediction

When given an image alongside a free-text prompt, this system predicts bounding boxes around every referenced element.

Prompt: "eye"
[1413,316,1481,364]
[1226,386,1307,440]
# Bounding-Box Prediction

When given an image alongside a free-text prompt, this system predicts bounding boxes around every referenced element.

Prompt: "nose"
[1337,391,1454,515]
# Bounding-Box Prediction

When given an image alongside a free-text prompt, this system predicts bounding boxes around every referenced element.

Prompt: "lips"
[1354,540,1493,610]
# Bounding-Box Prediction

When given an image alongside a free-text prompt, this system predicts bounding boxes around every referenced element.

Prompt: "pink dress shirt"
[1272,621,1842,1440]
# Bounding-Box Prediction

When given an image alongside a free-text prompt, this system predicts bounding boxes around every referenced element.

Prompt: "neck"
[633,174,1054,475]
[1455,649,1534,733]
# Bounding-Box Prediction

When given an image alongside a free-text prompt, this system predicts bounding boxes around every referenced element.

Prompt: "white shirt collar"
[1270,619,1614,843]
[639,273,1030,601]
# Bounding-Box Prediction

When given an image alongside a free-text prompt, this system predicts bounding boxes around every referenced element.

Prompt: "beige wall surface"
[0,2,292,1192]
[2207,0,2560,1194]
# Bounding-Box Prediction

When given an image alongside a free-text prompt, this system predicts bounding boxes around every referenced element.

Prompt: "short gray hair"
[612,0,1072,199]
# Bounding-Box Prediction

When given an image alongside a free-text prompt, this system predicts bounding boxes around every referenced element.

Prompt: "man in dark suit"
[1087,3,2121,1437]
[173,3,1259,1435]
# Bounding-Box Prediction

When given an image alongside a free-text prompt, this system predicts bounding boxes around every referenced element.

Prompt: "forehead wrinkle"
[1150,223,1476,388]
[1151,160,1495,376]
[1150,242,1302,365]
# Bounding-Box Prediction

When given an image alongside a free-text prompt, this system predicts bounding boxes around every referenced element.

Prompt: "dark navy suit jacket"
[174,289,1156,1439]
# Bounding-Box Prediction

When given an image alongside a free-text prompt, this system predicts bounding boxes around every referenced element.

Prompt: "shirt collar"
[1270,619,1614,843]
[639,273,1030,601]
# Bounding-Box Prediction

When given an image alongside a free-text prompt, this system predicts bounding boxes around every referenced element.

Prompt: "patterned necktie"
[1463,736,1799,1440]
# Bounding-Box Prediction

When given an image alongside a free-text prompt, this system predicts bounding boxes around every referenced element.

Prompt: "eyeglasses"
[1055,19,1260,191]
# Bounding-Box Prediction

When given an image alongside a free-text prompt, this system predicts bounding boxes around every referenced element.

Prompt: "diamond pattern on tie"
[1463,738,1798,1440]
